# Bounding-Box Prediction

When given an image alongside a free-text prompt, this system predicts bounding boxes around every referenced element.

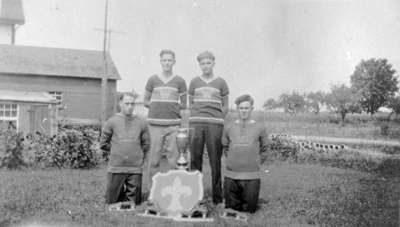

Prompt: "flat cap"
[197,51,215,62]
[235,94,254,106]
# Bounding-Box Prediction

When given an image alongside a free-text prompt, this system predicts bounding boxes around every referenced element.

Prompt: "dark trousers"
[190,122,223,204]
[224,177,260,213]
[105,173,142,205]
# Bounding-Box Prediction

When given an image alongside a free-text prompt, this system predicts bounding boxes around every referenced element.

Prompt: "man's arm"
[221,126,230,157]
[221,95,229,117]
[144,78,153,108]
[99,121,113,159]
[141,121,151,161]
[143,91,151,108]
[179,79,187,109]
[221,79,230,117]
[259,126,269,154]
[188,80,194,110]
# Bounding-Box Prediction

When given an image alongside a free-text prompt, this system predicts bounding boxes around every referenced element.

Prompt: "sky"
[15,0,400,109]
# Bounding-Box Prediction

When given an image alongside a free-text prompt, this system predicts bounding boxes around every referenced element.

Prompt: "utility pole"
[101,0,110,128]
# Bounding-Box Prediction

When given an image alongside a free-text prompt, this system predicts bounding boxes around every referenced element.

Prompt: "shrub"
[59,129,98,168]
[25,133,63,168]
[25,126,100,169]
[264,134,299,161]
[0,123,25,169]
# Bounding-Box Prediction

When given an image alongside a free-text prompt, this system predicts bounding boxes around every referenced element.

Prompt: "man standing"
[100,92,150,205]
[144,50,187,187]
[222,94,269,213]
[189,51,229,205]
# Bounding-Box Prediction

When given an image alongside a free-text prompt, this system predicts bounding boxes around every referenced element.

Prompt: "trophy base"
[138,200,214,222]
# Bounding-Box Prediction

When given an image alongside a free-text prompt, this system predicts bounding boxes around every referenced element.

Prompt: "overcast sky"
[16,0,400,108]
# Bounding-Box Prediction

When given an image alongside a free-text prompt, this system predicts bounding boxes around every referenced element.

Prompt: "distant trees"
[325,84,361,124]
[279,92,307,115]
[350,58,398,115]
[263,91,325,115]
[386,95,400,119]
[306,91,326,114]
[263,58,399,123]
[263,98,280,111]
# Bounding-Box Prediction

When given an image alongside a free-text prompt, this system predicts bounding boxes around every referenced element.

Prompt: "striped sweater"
[221,119,269,179]
[144,75,187,126]
[188,76,229,124]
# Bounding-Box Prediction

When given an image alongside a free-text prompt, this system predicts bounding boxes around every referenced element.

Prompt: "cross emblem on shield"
[149,170,204,217]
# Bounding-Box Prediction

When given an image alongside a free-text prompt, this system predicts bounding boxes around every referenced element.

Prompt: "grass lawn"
[1,161,399,227]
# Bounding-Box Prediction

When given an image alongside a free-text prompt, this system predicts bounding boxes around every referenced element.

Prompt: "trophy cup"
[175,128,189,170]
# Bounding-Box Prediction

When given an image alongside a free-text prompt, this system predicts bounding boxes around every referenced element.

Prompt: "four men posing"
[101,49,267,213]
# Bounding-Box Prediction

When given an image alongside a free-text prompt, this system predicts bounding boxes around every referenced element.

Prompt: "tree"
[306,91,326,114]
[350,58,398,115]
[386,95,400,120]
[325,84,360,124]
[263,98,280,111]
[279,92,306,115]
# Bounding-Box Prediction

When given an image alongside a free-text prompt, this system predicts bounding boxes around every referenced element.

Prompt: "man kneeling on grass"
[100,92,150,206]
[222,94,269,213]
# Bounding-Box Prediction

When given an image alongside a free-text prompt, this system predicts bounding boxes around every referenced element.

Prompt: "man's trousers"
[146,125,179,190]
[105,173,142,205]
[190,122,223,204]
[224,176,260,213]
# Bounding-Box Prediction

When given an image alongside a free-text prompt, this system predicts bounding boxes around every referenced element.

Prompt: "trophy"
[175,128,189,170]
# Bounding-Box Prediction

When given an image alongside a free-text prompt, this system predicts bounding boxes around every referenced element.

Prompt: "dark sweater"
[221,119,268,179]
[100,113,150,173]
[144,75,187,126]
[188,76,229,124]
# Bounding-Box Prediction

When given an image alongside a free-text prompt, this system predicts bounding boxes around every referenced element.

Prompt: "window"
[48,91,63,107]
[0,103,18,129]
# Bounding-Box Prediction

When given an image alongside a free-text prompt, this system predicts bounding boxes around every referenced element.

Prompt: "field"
[1,112,400,227]
[260,112,400,140]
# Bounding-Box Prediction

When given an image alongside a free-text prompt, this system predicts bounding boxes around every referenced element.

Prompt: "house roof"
[0,44,121,80]
[0,90,57,104]
[0,0,25,25]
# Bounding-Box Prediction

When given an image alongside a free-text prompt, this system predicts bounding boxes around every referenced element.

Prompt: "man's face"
[237,101,253,121]
[119,95,135,116]
[199,58,215,75]
[160,53,175,73]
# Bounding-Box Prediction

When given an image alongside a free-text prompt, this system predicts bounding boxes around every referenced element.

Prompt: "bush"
[261,134,300,165]
[0,123,25,169]
[25,126,100,169]
[265,134,299,161]
[60,129,98,168]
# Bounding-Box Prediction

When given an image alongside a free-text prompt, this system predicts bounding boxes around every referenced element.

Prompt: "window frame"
[48,91,63,108]
[0,102,19,130]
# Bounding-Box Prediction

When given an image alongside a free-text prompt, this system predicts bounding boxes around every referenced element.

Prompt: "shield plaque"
[149,170,203,217]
